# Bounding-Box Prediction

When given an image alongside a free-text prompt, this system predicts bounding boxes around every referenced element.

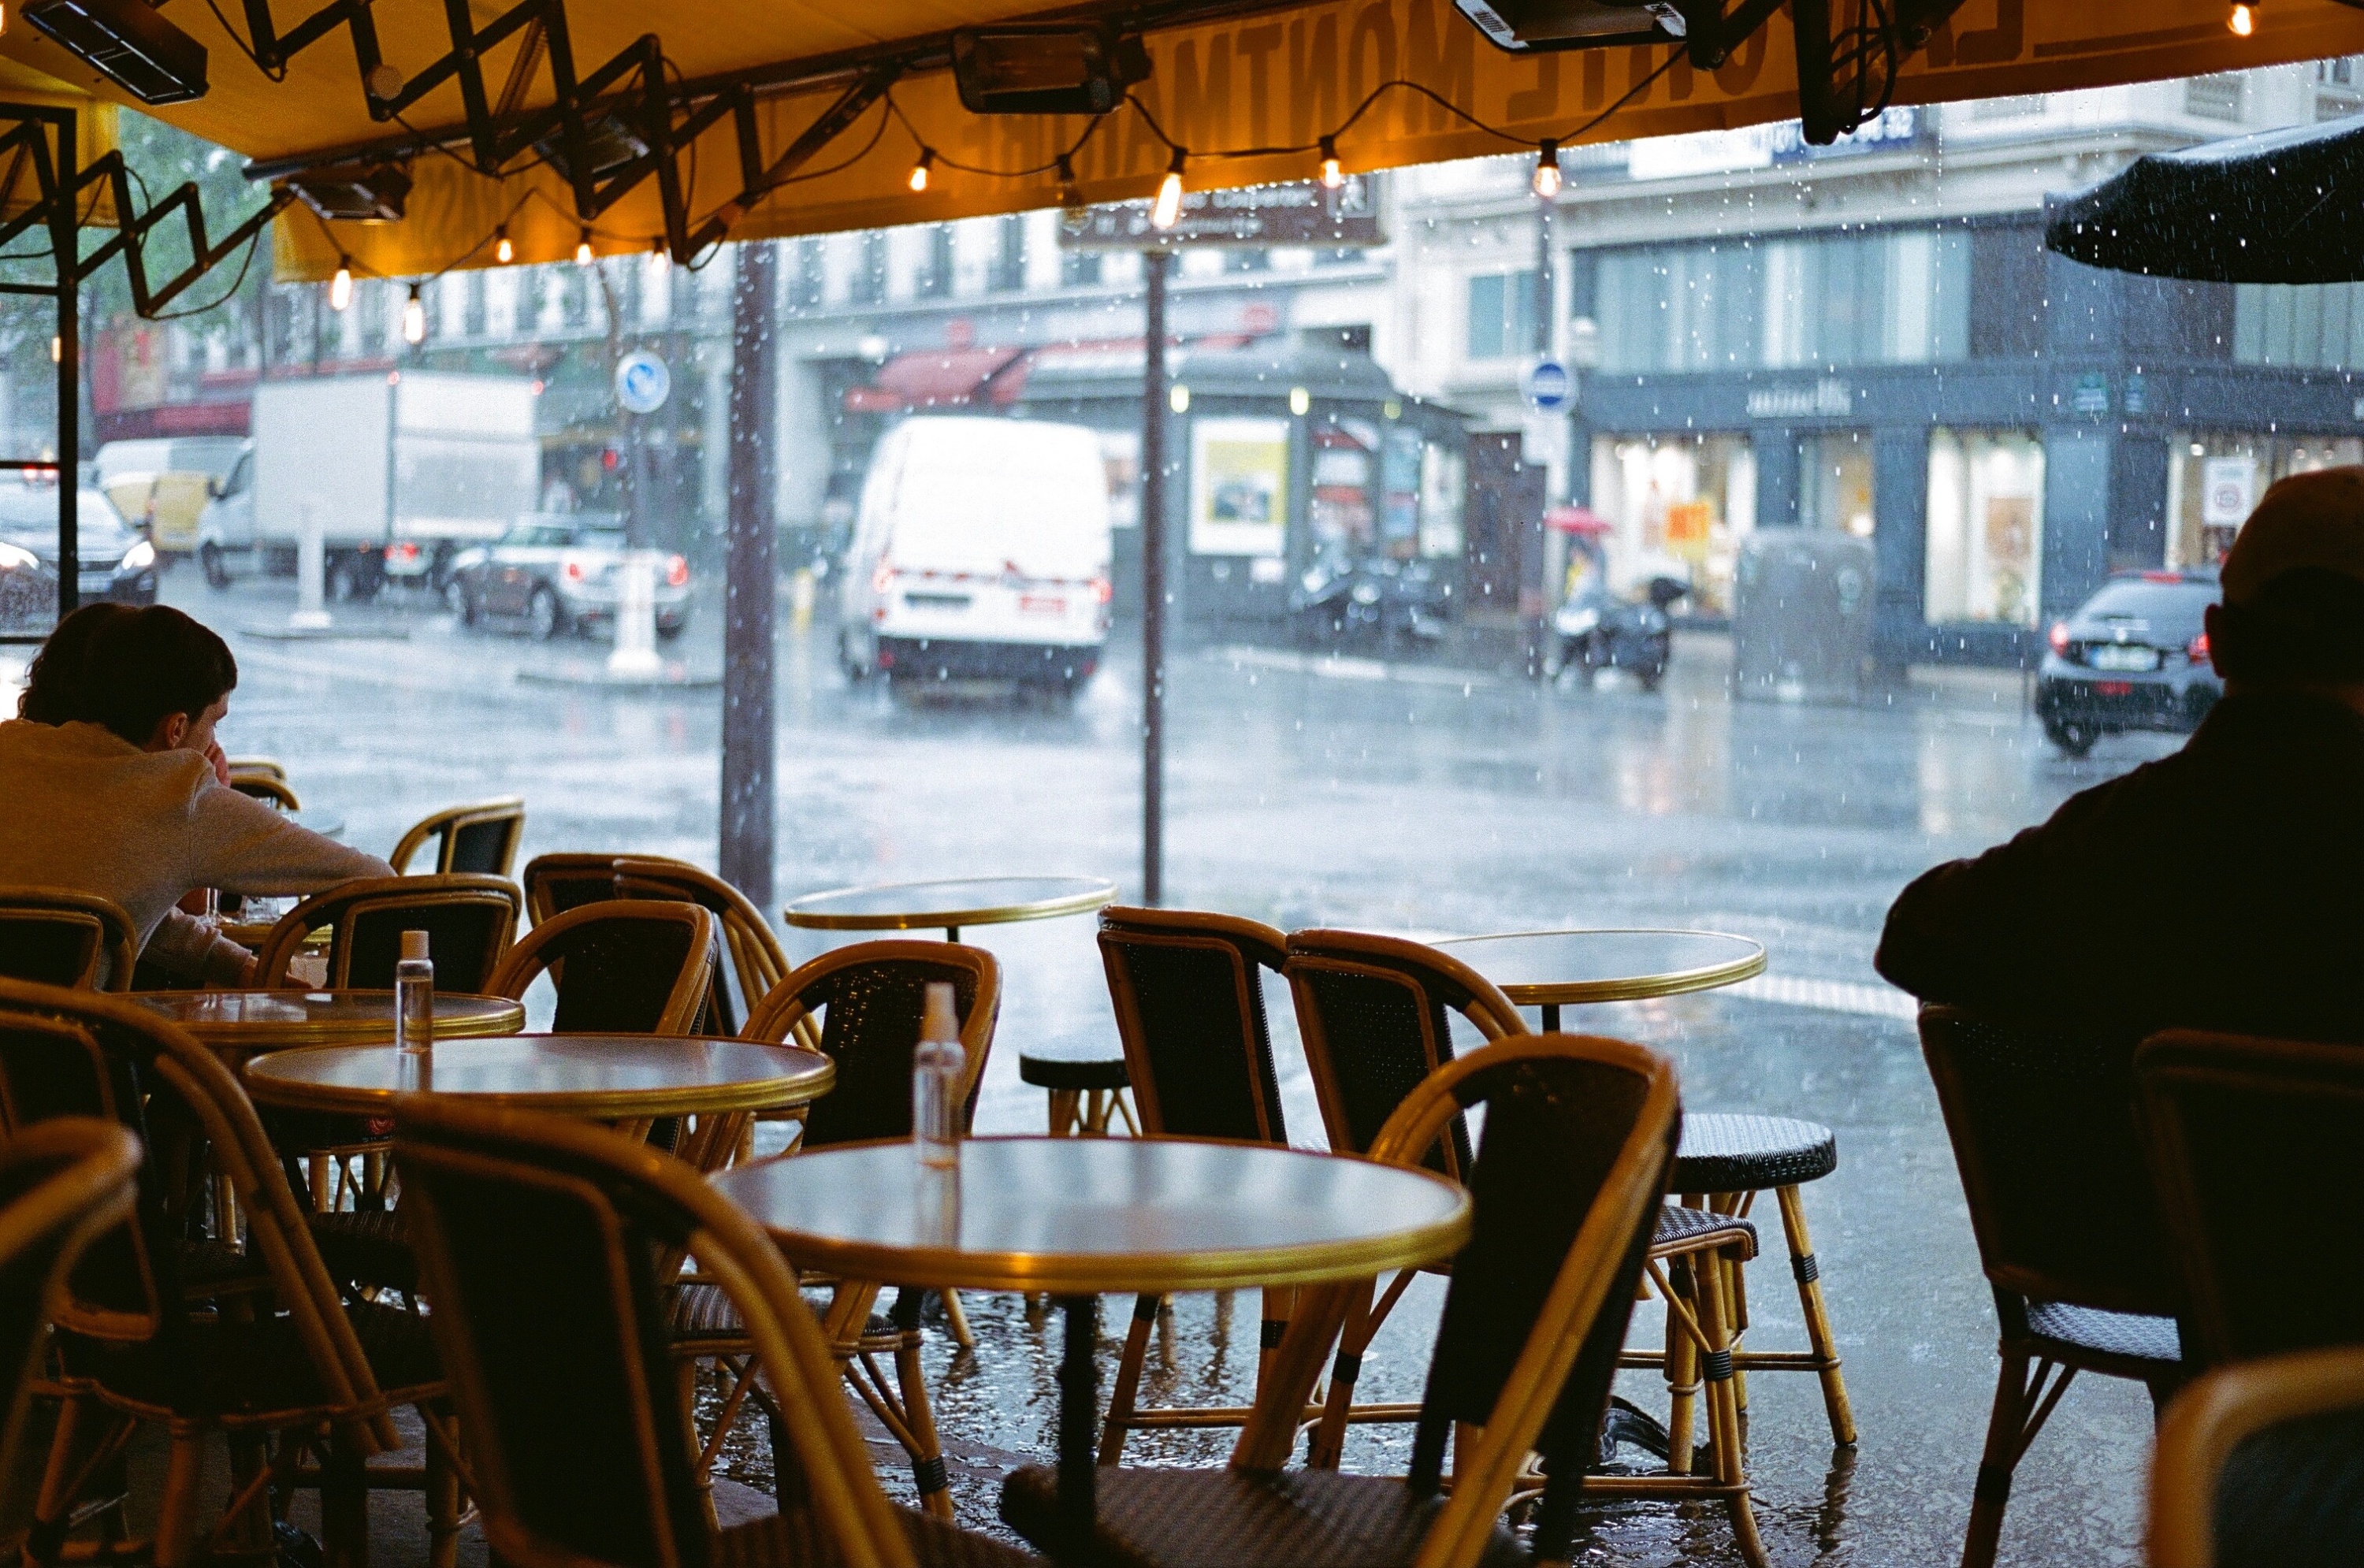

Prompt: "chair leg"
[1046,1090,1080,1136]
[1777,1184,1857,1446]
[1962,1351,2076,1568]
[1308,1276,1383,1469]
[27,1392,125,1565]
[151,1428,208,1568]
[940,1288,976,1351]
[319,1430,372,1568]
[890,1290,953,1520]
[1696,1247,1768,1568]
[310,1154,334,1213]
[1663,1257,1701,1477]
[1098,1293,1162,1465]
[423,1404,463,1568]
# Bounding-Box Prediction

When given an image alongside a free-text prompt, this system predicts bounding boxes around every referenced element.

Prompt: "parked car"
[2035,569,2221,756]
[443,513,690,641]
[0,478,157,632]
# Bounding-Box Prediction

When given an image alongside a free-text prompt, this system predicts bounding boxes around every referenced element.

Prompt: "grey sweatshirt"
[0,719,393,983]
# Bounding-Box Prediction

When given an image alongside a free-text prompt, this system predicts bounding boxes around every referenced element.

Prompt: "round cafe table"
[133,989,522,1059]
[713,1135,1469,1547]
[782,875,1117,944]
[1433,928,1767,1031]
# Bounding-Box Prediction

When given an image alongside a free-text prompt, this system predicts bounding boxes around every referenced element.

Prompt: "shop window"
[1587,433,1756,616]
[1801,431,1876,538]
[2233,281,2364,368]
[1418,441,1466,559]
[2165,434,2364,568]
[1466,270,1537,361]
[1925,429,2044,627]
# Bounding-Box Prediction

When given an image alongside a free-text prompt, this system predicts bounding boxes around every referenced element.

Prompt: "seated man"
[0,605,392,985]
[1877,467,2364,1046]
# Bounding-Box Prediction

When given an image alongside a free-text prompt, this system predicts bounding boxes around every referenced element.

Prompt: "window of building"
[916,226,954,299]
[1061,250,1102,287]
[2232,281,2364,367]
[1466,270,1538,362]
[989,216,1026,292]
[2165,433,2364,568]
[793,240,825,310]
[1972,95,2046,121]
[2186,74,2247,121]
[1925,429,2044,626]
[1801,430,1876,539]
[1588,433,1756,616]
[851,232,886,306]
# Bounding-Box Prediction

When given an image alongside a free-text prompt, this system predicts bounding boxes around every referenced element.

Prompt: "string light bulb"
[574,229,594,266]
[329,259,352,311]
[1533,139,1563,199]
[2227,2,2256,35]
[908,149,935,194]
[1056,154,1085,217]
[493,228,514,264]
[648,238,669,273]
[1318,136,1344,191]
[49,336,61,364]
[401,283,426,345]
[1152,147,1187,231]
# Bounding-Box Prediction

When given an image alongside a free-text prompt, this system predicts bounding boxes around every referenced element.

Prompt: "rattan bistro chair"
[613,856,790,1035]
[252,874,522,994]
[390,796,526,877]
[520,851,626,926]
[391,1097,1037,1568]
[487,900,717,1036]
[228,775,300,811]
[2135,1031,2364,1369]
[0,889,138,991]
[2148,1347,2364,1568]
[723,941,1002,1518]
[0,1120,143,1467]
[0,979,460,1568]
[1093,905,1294,1464]
[1001,1033,1679,1568]
[1919,1005,2187,1568]
[223,757,285,782]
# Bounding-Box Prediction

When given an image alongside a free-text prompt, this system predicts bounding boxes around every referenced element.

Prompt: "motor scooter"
[1290,547,1448,651]
[1554,574,1688,692]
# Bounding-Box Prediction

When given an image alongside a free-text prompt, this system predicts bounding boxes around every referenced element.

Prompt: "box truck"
[196,371,540,598]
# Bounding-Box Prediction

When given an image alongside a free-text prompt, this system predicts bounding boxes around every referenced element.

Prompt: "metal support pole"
[54,106,78,615]
[720,240,779,906]
[1139,247,1171,907]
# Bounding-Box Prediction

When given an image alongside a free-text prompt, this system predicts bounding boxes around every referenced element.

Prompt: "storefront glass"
[1799,431,1875,538]
[1924,428,2044,627]
[1588,433,1756,615]
[2165,433,2364,569]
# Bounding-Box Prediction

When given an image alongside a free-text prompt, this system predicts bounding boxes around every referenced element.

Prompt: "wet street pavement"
[13,570,2195,1565]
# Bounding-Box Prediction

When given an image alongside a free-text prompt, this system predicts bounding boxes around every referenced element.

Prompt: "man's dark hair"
[76,606,238,746]
[17,603,133,723]
[2210,567,2364,686]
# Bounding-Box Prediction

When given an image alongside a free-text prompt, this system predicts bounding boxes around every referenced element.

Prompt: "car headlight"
[0,542,37,573]
[118,539,154,572]
[1350,582,1381,606]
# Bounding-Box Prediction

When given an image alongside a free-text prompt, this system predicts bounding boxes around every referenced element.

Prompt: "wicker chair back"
[394,1099,916,1568]
[1098,905,1288,1143]
[0,1120,140,1477]
[744,942,1000,1149]
[391,797,526,877]
[2149,1347,2364,1568]
[0,889,138,991]
[520,853,625,927]
[1283,929,1527,1181]
[252,875,522,992]
[1918,1005,2180,1319]
[2136,1031,2364,1369]
[488,902,717,1036]
[612,858,789,1036]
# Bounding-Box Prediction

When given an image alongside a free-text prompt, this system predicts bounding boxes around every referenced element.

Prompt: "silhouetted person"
[1879,467,2364,1046]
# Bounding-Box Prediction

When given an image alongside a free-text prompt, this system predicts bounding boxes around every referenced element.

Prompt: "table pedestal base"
[1058,1294,1101,1553]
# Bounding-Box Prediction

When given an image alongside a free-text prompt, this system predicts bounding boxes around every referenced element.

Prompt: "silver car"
[0,480,158,632]
[443,514,691,641]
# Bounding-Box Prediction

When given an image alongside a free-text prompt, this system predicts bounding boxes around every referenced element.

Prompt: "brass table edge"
[781,877,1120,932]
[148,993,526,1049]
[241,1047,834,1120]
[1433,928,1769,1005]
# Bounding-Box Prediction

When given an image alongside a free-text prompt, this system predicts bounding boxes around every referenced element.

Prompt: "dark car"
[0,479,158,633]
[2035,569,2221,756]
[444,513,690,641]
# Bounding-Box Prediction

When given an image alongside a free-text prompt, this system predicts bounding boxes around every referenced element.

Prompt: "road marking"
[1213,645,1500,689]
[1729,973,1918,1020]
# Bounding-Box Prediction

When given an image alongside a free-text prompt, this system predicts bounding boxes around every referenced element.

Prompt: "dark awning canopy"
[2046,113,2364,284]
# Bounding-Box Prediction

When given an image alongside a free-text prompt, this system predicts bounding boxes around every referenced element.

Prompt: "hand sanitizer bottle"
[912,982,965,1170]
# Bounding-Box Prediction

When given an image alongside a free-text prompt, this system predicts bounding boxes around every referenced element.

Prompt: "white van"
[838,416,1113,696]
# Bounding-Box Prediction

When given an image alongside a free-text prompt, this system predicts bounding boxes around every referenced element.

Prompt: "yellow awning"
[5,0,2362,281]
[0,58,119,227]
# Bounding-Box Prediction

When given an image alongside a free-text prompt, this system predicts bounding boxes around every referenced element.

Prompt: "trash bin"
[1732,529,1876,703]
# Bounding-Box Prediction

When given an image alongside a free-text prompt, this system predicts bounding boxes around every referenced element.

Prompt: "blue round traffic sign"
[1522,359,1573,412]
[615,351,671,415]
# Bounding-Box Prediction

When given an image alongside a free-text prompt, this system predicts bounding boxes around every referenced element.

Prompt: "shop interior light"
[329,261,352,311]
[908,149,935,194]
[1288,385,1311,416]
[574,229,594,266]
[1533,139,1563,199]
[1318,136,1344,190]
[494,228,514,264]
[2228,2,2256,35]
[402,284,426,344]
[1152,148,1187,230]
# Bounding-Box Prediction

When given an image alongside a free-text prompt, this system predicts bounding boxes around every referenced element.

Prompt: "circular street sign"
[1523,359,1573,412]
[615,351,671,415]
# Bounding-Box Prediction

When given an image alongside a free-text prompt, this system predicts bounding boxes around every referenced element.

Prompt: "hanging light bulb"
[1056,154,1085,217]
[1151,147,1187,231]
[49,336,61,364]
[402,283,426,345]
[908,149,935,194]
[648,238,669,273]
[1318,136,1344,191]
[574,229,594,266]
[329,259,353,312]
[1533,139,1563,200]
[2227,2,2256,35]
[494,227,514,265]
